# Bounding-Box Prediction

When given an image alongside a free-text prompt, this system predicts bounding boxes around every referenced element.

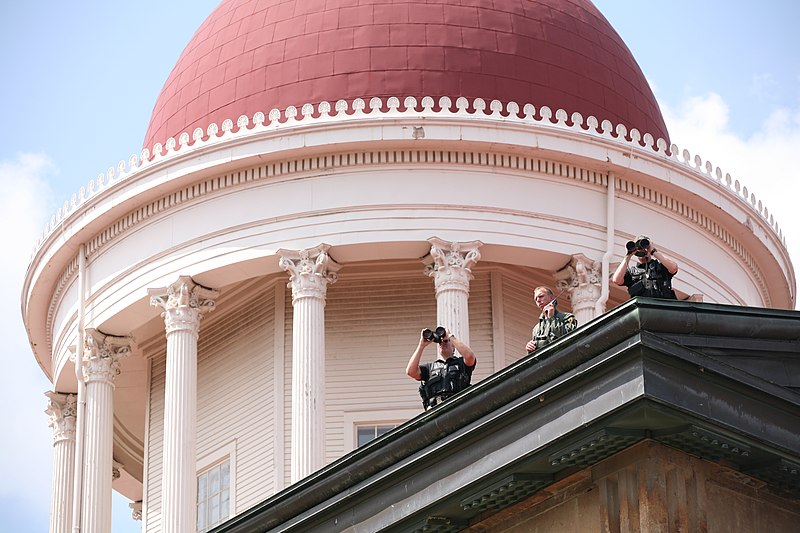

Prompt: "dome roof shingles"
[144,0,669,148]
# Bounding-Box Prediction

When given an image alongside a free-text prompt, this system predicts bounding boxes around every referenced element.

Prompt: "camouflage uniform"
[529,310,578,353]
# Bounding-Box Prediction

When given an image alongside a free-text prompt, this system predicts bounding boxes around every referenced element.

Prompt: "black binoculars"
[422,326,448,343]
[625,238,650,252]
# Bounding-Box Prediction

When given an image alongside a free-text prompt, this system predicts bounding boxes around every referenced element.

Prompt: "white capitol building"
[24,1,798,532]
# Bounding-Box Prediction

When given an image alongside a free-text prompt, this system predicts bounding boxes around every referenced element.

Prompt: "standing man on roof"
[525,286,577,355]
[612,235,679,300]
[406,326,476,410]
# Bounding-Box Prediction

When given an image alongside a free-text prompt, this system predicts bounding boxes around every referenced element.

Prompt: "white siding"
[144,351,165,533]
[196,277,277,514]
[468,269,495,384]
[323,269,437,462]
[282,286,293,488]
[322,267,497,462]
[502,273,540,367]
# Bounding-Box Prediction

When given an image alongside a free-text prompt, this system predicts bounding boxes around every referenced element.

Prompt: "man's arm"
[611,254,632,285]
[449,335,475,367]
[406,330,431,380]
[650,247,678,275]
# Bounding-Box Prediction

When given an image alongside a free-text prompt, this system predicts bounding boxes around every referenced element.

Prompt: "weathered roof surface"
[144,0,669,149]
[213,298,800,532]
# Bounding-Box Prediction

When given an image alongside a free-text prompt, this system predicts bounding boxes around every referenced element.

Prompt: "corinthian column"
[278,244,339,483]
[149,276,218,533]
[80,329,131,533]
[46,391,77,533]
[555,253,603,325]
[424,238,483,344]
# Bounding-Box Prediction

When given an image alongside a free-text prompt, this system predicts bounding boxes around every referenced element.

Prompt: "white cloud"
[0,153,59,506]
[750,73,781,104]
[661,93,800,307]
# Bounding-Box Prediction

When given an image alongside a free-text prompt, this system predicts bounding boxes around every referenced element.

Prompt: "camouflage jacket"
[530,310,578,352]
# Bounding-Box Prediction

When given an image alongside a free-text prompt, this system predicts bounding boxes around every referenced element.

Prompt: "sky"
[1,1,798,532]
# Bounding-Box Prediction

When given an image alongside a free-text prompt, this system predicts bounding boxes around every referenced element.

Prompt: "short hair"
[533,286,554,297]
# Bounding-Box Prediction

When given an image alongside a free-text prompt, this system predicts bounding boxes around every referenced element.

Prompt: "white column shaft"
[162,328,198,533]
[47,392,76,533]
[81,378,115,533]
[571,300,597,325]
[78,331,128,533]
[291,296,326,481]
[278,245,338,483]
[50,439,75,533]
[436,287,471,345]
[149,276,217,533]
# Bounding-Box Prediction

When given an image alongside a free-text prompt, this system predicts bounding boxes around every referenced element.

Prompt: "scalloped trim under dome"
[35,96,784,258]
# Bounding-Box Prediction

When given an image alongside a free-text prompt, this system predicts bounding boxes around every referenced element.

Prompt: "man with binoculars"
[612,235,679,299]
[406,326,476,410]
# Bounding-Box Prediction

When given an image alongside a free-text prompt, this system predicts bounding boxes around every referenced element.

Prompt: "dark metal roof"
[213,298,800,533]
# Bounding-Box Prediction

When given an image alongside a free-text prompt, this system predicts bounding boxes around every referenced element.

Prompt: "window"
[356,424,396,447]
[343,408,419,451]
[197,459,231,533]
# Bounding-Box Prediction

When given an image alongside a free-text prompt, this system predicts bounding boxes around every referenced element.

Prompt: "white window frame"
[343,409,419,452]
[196,440,237,532]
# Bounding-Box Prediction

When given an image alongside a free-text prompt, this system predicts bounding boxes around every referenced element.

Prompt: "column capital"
[555,253,603,315]
[130,501,142,521]
[424,237,483,294]
[80,329,132,386]
[45,391,77,445]
[149,276,219,335]
[278,244,339,303]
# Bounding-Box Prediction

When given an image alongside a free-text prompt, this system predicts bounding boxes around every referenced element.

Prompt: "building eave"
[212,298,800,532]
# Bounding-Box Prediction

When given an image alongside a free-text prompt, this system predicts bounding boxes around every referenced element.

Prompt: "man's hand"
[526,339,536,352]
[407,329,434,381]
[419,328,434,346]
[542,302,556,319]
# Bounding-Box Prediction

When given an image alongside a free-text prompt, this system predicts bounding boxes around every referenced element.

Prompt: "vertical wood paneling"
[196,279,276,513]
[323,271,437,463]
[502,275,539,366]
[467,270,494,384]
[144,351,166,533]
[283,287,293,487]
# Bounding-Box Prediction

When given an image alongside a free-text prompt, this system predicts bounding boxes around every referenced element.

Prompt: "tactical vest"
[628,260,676,299]
[419,357,472,409]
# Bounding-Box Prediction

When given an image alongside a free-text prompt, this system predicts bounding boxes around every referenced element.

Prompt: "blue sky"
[1,1,798,532]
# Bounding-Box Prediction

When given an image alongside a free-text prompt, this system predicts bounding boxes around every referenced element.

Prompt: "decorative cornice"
[148,276,219,336]
[278,244,339,303]
[39,146,779,355]
[30,95,785,258]
[32,96,791,354]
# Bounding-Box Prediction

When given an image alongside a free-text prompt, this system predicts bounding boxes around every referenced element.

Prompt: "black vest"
[419,357,473,408]
[627,259,676,299]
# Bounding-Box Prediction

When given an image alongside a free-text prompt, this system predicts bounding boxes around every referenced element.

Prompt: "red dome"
[144,0,669,148]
